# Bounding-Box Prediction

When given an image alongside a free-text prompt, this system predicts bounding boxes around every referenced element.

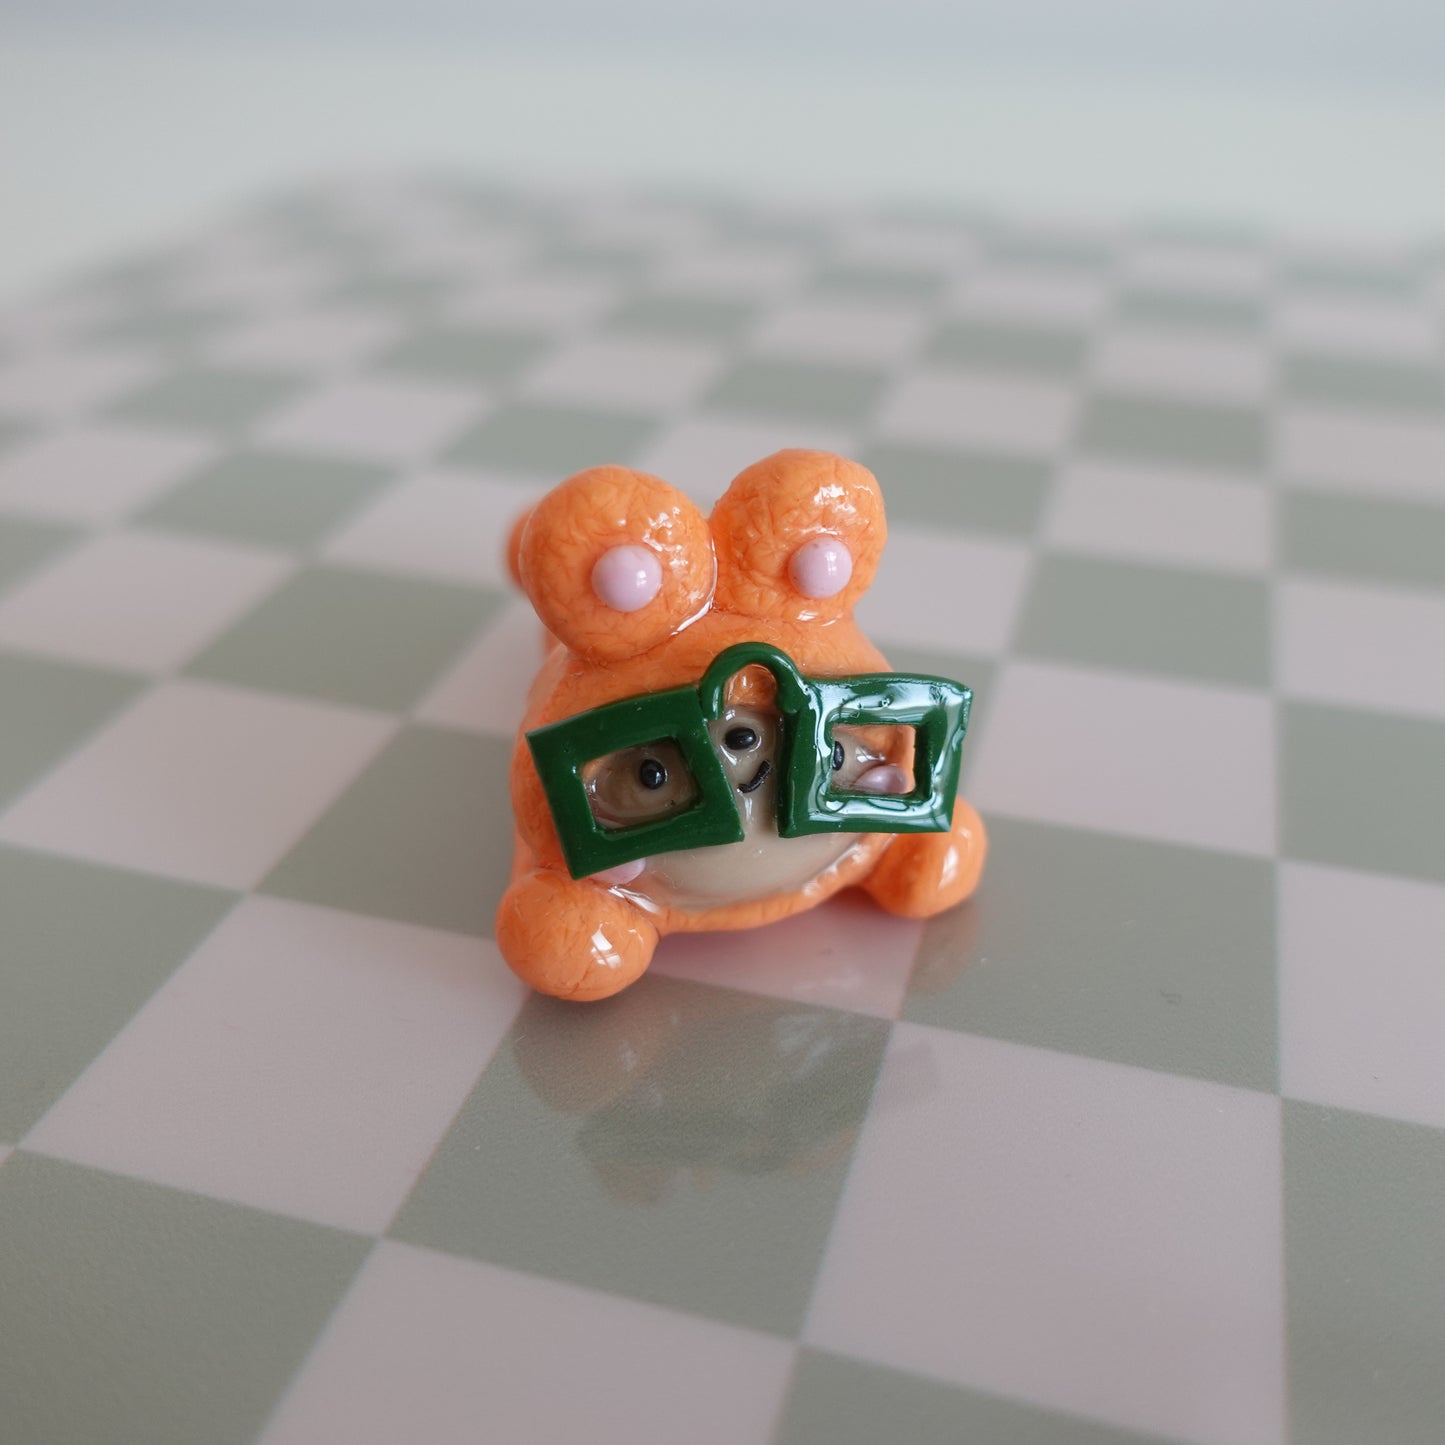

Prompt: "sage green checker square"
[1017,554,1271,687]
[392,976,889,1335]
[777,1351,1177,1445]
[0,846,234,1139]
[1118,288,1265,332]
[925,320,1090,375]
[605,292,758,340]
[375,326,550,383]
[811,263,947,302]
[445,402,657,476]
[0,514,77,594]
[905,817,1277,1091]
[187,566,500,712]
[0,651,142,810]
[94,304,238,348]
[536,241,652,276]
[710,207,830,245]
[705,359,887,423]
[987,234,1115,269]
[1282,491,1445,591]
[1285,1102,1445,1445]
[139,450,391,549]
[1079,393,1269,471]
[1282,260,1417,296]
[262,725,512,937]
[1282,703,1445,885]
[112,366,304,433]
[327,273,452,309]
[0,1154,367,1445]
[0,418,28,453]
[858,442,1050,536]
[1281,355,1445,413]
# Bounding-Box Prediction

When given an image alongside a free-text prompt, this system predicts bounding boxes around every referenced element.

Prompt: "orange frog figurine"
[497,448,987,1000]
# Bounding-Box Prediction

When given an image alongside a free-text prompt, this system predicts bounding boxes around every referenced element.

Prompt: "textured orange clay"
[495,870,659,1002]
[498,448,988,1000]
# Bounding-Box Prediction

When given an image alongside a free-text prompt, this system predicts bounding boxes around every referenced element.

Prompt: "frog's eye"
[709,449,885,623]
[584,741,698,829]
[516,466,715,663]
[725,725,759,752]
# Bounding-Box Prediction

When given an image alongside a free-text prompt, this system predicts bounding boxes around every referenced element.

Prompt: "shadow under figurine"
[498,448,987,1001]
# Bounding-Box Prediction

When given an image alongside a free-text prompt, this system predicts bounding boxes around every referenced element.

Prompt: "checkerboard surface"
[3,178,1444,1445]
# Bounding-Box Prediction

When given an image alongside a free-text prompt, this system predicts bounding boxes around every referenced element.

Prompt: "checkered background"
[1,178,1443,1445]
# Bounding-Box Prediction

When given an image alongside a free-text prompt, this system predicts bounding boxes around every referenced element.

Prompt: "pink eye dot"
[591,544,663,611]
[788,536,853,600]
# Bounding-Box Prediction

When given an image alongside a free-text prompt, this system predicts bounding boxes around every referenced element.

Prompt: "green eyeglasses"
[527,643,973,880]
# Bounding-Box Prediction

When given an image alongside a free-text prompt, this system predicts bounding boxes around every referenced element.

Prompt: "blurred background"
[5,0,1445,301]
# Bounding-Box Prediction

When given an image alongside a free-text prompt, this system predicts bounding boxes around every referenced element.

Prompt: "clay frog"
[498,449,987,1000]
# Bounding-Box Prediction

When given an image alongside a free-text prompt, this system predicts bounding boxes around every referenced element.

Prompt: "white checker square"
[635,417,856,503]
[1274,295,1439,359]
[323,467,539,590]
[1047,460,1272,574]
[261,1242,795,1445]
[0,347,163,421]
[654,891,923,1019]
[1277,406,1445,504]
[27,896,525,1233]
[207,307,404,373]
[520,335,723,410]
[260,376,486,464]
[415,598,544,737]
[1122,242,1269,296]
[874,370,1076,456]
[1278,578,1445,721]
[0,530,291,673]
[168,251,330,309]
[450,274,621,331]
[0,679,394,889]
[808,1026,1285,1445]
[1280,863,1445,1132]
[951,263,1112,327]
[0,423,216,524]
[749,298,929,365]
[0,294,123,351]
[969,659,1275,855]
[857,525,1029,656]
[1092,326,1272,403]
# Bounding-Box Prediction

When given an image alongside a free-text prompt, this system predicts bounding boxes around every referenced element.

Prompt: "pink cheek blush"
[789,536,853,599]
[591,859,646,886]
[591,544,663,611]
[854,763,912,794]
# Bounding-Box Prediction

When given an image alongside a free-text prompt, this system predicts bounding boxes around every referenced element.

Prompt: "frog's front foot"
[496,870,659,1001]
[862,798,988,919]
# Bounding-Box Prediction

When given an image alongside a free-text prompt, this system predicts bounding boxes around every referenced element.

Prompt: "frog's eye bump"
[789,536,853,600]
[592,543,662,612]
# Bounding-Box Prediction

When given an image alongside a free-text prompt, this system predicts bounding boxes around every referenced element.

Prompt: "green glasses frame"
[526,642,972,880]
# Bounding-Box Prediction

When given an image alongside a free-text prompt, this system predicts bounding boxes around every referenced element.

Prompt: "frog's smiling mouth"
[737,760,772,794]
